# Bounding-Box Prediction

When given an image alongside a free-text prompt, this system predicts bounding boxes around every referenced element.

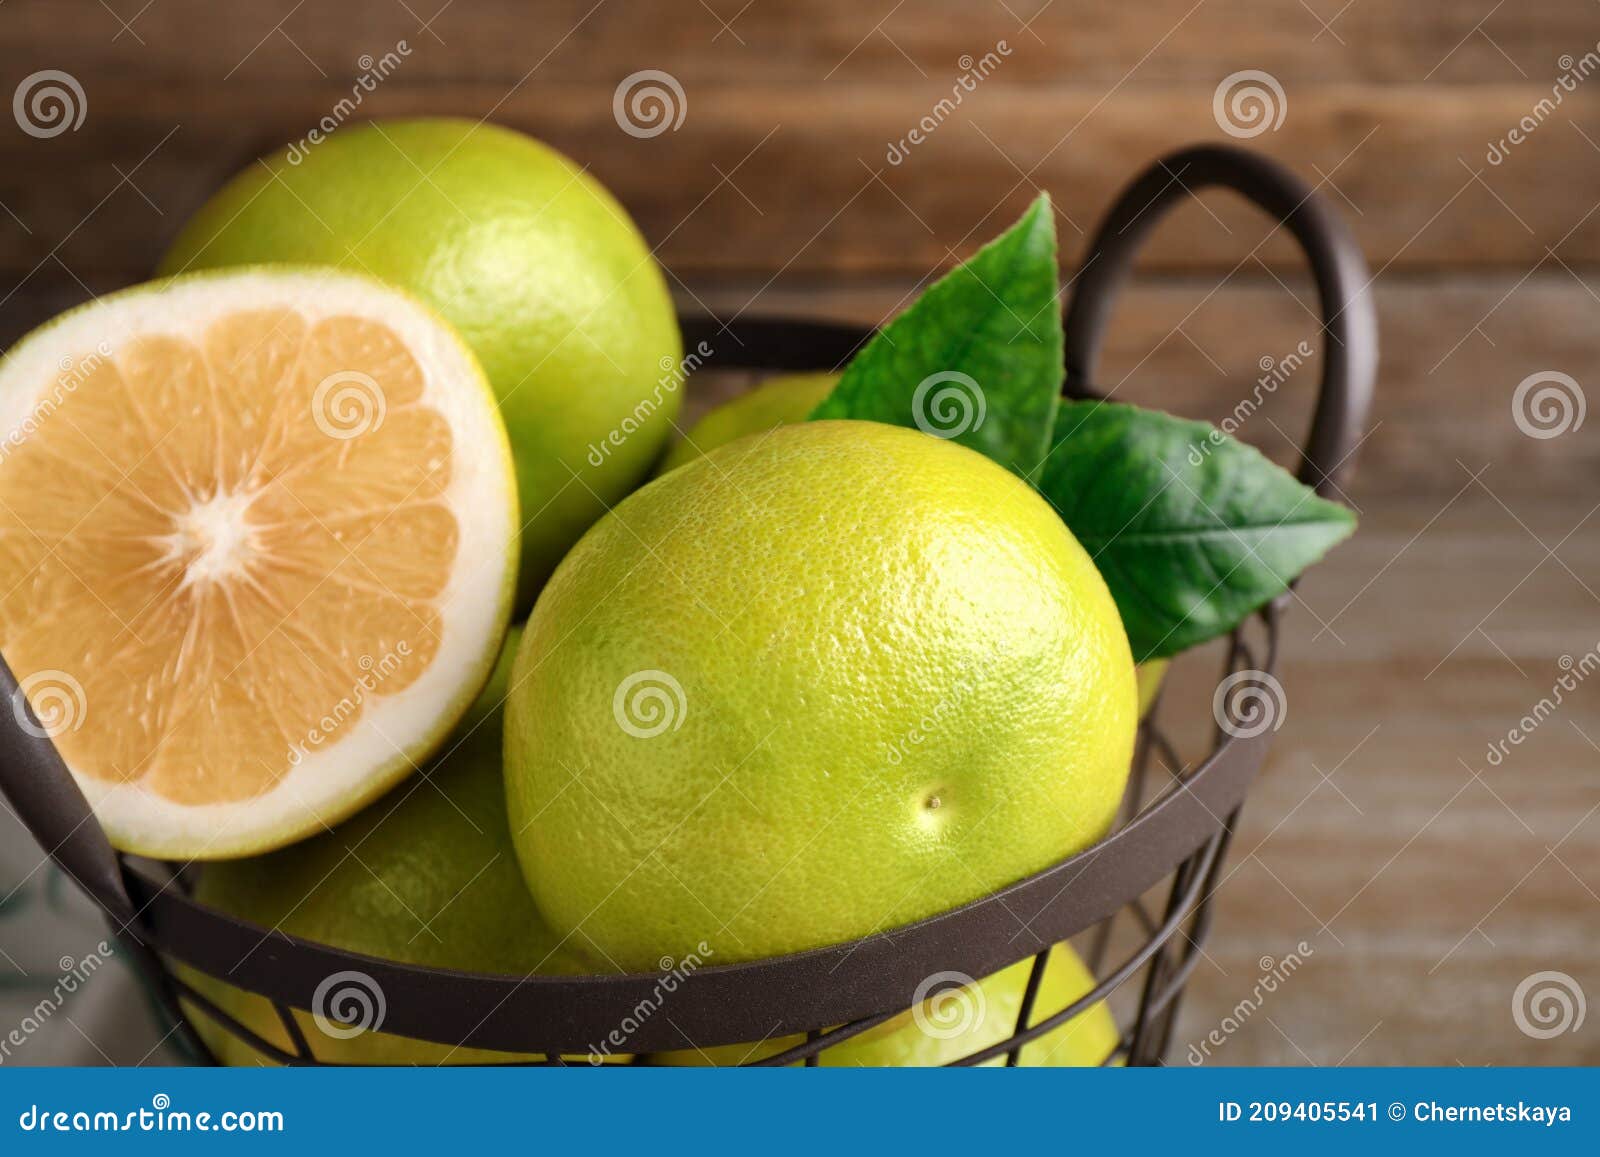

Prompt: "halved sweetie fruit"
[0,269,518,858]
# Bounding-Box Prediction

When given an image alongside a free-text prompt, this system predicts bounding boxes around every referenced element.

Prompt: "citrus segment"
[0,269,517,857]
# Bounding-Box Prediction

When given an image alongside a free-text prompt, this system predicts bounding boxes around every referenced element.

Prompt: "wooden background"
[1,0,1597,1065]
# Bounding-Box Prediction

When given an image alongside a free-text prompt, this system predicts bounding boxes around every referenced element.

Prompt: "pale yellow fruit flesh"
[0,287,505,856]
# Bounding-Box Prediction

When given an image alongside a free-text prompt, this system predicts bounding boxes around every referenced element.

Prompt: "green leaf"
[1038,400,1357,662]
[809,194,1063,476]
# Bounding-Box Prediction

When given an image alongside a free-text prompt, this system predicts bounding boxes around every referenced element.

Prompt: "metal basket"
[0,143,1376,1066]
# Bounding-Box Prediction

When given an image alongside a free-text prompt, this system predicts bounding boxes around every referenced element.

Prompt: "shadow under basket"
[0,142,1376,1067]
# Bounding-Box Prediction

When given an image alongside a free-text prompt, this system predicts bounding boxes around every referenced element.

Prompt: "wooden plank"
[1,83,1598,285]
[1155,491,1600,1064]
[5,0,1598,87]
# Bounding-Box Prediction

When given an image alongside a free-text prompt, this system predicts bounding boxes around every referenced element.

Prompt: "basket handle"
[0,654,138,929]
[1061,142,1377,495]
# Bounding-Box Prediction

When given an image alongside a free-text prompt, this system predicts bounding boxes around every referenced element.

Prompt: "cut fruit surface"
[0,269,518,858]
